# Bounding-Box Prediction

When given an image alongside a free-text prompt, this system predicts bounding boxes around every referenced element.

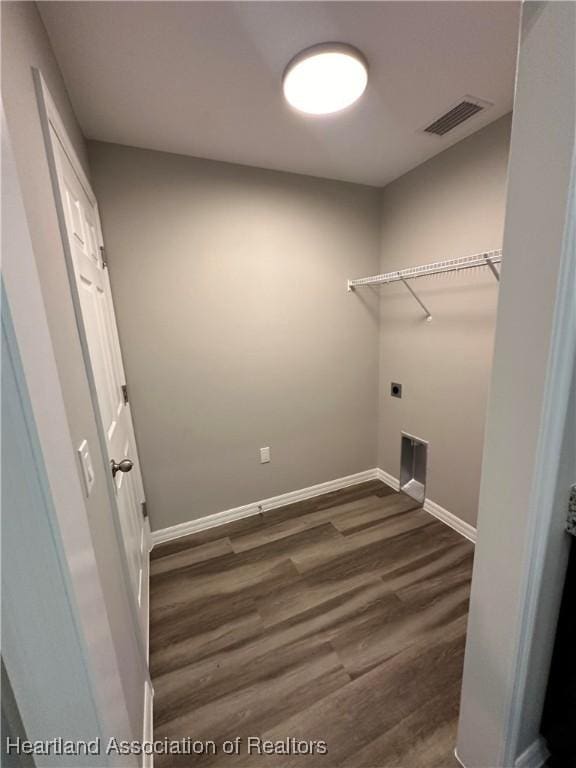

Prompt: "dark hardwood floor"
[150,481,474,768]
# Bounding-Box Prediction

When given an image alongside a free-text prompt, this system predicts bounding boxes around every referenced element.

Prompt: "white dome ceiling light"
[282,43,368,115]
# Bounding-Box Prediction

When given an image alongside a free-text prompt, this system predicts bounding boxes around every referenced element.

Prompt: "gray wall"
[1,1,145,739]
[88,143,381,531]
[377,115,512,526]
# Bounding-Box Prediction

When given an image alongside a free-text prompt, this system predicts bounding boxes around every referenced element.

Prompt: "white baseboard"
[151,468,380,546]
[142,680,154,768]
[378,469,477,543]
[375,467,400,491]
[424,498,477,543]
[514,737,549,768]
[151,467,477,547]
[453,736,548,768]
[454,748,465,767]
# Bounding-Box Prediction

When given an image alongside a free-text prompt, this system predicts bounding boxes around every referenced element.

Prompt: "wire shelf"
[347,249,502,321]
[347,249,502,290]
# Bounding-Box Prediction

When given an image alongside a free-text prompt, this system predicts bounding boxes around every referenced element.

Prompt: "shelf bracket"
[399,276,432,322]
[483,253,500,282]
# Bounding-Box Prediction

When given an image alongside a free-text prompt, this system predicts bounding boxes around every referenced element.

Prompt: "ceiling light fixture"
[282,43,368,115]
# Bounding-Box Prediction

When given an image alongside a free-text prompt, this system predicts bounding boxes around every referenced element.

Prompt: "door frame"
[33,69,151,662]
[2,104,139,758]
[456,3,576,766]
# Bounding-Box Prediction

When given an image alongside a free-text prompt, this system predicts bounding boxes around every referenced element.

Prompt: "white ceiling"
[40,1,521,187]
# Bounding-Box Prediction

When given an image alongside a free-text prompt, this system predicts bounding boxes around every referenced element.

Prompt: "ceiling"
[40,1,521,187]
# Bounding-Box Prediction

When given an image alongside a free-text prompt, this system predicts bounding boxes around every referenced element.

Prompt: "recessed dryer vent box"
[400,432,428,504]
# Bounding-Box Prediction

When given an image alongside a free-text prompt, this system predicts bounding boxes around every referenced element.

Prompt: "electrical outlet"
[260,447,271,464]
[391,382,402,398]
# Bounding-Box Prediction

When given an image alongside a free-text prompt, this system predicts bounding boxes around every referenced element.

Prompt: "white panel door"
[51,128,148,638]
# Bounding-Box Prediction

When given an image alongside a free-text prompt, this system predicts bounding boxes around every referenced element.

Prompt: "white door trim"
[2,105,136,754]
[33,68,151,665]
[457,4,576,763]
[500,145,576,765]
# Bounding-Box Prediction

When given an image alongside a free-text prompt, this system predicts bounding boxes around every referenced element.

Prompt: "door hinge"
[141,501,148,519]
[100,246,108,269]
[121,384,129,404]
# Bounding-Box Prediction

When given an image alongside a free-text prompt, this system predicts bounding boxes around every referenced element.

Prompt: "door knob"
[110,458,134,478]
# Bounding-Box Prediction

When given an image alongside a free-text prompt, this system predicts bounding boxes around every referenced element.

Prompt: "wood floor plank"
[255,573,387,628]
[151,515,265,560]
[231,495,394,553]
[150,610,265,679]
[149,483,473,768]
[331,587,470,678]
[150,537,234,576]
[331,493,422,534]
[380,539,474,593]
[155,641,351,766]
[292,515,454,584]
[154,635,349,729]
[313,480,395,509]
[339,681,462,768]
[153,579,398,689]
[395,547,474,604]
[150,525,341,613]
[151,481,389,561]
[262,480,394,526]
[149,591,265,677]
[257,578,401,646]
[259,626,467,767]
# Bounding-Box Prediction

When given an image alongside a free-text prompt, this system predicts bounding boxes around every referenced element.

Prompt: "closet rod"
[347,249,502,292]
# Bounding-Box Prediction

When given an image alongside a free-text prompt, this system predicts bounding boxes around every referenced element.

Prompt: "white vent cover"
[422,96,493,136]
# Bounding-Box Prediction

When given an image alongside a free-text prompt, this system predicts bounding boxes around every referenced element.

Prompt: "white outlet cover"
[260,447,271,463]
[77,439,95,497]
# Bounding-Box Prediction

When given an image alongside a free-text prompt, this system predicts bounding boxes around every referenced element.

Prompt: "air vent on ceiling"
[423,97,492,136]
